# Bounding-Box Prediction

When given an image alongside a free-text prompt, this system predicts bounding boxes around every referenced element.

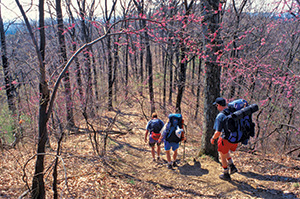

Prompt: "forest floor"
[0,108,300,199]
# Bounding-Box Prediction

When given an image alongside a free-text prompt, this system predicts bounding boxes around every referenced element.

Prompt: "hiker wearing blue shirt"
[145,113,164,161]
[158,114,186,169]
[211,97,238,181]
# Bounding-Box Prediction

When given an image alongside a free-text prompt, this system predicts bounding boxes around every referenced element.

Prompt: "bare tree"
[0,4,16,115]
[133,0,156,113]
[77,0,95,115]
[102,0,118,111]
[199,0,222,160]
[55,0,75,128]
[15,0,49,197]
[175,0,195,113]
[65,0,84,103]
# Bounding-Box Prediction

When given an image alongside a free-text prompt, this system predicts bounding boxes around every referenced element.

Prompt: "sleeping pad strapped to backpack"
[223,99,259,145]
[166,114,184,143]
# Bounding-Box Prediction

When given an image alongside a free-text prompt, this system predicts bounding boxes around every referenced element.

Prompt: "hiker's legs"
[226,153,232,164]
[164,141,172,163]
[219,151,231,181]
[166,150,171,163]
[170,143,179,167]
[217,138,238,180]
[173,149,178,162]
[157,144,161,157]
[151,146,156,159]
[149,142,156,160]
[170,142,179,162]
[164,141,174,168]
[220,151,228,169]
[226,151,238,174]
[218,138,237,167]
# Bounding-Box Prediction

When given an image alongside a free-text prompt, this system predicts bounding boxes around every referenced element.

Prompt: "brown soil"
[0,109,299,199]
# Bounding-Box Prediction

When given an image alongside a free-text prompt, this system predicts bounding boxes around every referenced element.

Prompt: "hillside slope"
[0,109,299,198]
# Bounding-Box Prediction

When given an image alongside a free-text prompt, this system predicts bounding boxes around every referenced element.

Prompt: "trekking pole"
[183,123,187,161]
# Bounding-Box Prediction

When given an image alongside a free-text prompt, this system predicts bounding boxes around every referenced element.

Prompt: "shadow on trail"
[110,139,146,153]
[230,173,299,199]
[146,179,216,198]
[113,171,216,198]
[239,171,299,182]
[178,160,209,176]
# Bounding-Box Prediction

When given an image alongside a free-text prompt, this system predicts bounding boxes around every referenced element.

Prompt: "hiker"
[145,112,164,161]
[211,97,238,181]
[158,114,186,169]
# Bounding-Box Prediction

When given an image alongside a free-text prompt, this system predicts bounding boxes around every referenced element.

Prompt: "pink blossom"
[260,98,269,106]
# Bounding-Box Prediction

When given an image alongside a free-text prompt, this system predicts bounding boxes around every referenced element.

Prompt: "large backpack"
[165,114,184,143]
[223,99,259,145]
[148,119,164,141]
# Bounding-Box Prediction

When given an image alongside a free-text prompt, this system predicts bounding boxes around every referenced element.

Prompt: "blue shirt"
[213,112,226,133]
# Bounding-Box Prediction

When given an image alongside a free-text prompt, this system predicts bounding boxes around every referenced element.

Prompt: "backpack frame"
[223,99,258,144]
[165,114,183,143]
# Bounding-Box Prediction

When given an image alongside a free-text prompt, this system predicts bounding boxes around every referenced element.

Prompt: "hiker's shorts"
[164,141,179,151]
[218,137,238,154]
[149,136,161,147]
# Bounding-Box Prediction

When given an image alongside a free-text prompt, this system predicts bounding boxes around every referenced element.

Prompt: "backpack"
[165,114,184,143]
[148,119,164,141]
[223,99,259,145]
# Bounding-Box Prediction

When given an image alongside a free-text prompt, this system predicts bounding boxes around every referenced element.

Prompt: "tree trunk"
[20,0,49,197]
[56,0,75,128]
[124,28,129,98]
[78,0,95,115]
[91,50,99,109]
[194,58,202,119]
[168,53,174,105]
[144,30,155,113]
[66,0,84,103]
[175,47,187,113]
[113,34,120,103]
[191,57,196,95]
[0,6,16,115]
[103,0,118,111]
[107,32,113,110]
[139,20,144,96]
[133,0,155,113]
[163,50,167,109]
[199,0,222,160]
[175,0,194,113]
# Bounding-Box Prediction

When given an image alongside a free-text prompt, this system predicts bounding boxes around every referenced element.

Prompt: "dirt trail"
[1,109,299,199]
[101,110,300,199]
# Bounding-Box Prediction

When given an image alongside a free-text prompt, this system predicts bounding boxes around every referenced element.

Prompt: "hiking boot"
[172,161,178,167]
[229,164,238,174]
[167,164,173,169]
[219,173,231,181]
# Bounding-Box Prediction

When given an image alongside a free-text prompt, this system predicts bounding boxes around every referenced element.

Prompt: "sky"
[1,0,116,22]
[0,0,290,22]
[1,0,41,22]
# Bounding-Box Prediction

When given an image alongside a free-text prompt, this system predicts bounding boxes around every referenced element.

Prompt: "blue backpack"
[165,114,183,143]
[148,119,164,141]
[223,99,259,145]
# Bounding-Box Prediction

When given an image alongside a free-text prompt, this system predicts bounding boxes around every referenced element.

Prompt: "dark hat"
[213,97,226,106]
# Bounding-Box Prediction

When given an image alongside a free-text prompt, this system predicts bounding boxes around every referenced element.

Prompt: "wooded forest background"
[0,0,299,198]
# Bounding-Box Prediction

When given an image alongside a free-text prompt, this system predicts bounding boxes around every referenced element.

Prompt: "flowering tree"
[2,0,300,197]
